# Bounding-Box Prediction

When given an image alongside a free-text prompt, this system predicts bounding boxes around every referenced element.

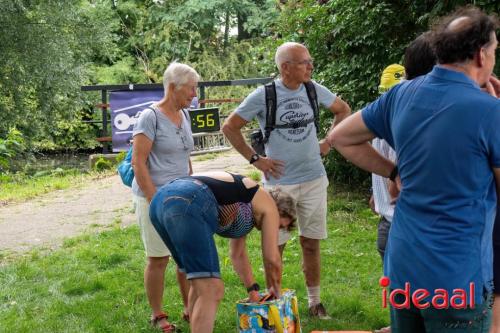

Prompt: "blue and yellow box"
[236,289,301,333]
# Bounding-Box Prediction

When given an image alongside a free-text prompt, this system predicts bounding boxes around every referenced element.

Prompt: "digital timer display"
[189,107,220,133]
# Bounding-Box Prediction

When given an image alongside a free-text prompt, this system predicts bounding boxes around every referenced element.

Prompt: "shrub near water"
[0,128,26,173]
[93,157,113,172]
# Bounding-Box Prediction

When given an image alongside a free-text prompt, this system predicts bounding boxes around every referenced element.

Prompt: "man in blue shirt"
[328,7,500,332]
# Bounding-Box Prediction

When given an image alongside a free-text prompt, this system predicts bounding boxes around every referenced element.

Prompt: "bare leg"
[187,282,197,319]
[491,294,500,333]
[190,278,224,333]
[176,268,190,318]
[279,243,286,259]
[300,236,330,318]
[300,237,320,287]
[145,256,170,325]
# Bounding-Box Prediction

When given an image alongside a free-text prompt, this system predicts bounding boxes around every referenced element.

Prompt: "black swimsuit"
[192,173,259,238]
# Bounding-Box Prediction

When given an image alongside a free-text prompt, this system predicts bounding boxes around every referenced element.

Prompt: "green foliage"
[0,0,280,152]
[90,56,147,85]
[3,0,497,174]
[0,1,116,149]
[107,0,280,83]
[93,157,113,172]
[277,0,499,185]
[115,151,128,164]
[0,128,26,172]
[36,111,101,152]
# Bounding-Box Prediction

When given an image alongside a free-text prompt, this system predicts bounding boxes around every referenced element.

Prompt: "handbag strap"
[145,106,159,141]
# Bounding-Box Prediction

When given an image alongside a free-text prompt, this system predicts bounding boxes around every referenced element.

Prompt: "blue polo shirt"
[362,66,500,304]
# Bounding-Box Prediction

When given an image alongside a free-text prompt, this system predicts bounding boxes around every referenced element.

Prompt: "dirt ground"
[0,150,252,256]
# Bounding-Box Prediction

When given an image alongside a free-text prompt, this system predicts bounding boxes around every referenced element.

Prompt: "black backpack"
[250,81,320,156]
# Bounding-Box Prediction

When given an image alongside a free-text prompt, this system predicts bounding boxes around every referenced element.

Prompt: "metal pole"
[200,86,206,108]
[101,90,108,153]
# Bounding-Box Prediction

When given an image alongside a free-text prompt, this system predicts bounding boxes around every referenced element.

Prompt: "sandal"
[150,312,176,333]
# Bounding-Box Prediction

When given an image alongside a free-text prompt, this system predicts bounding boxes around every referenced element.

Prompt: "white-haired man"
[223,42,351,318]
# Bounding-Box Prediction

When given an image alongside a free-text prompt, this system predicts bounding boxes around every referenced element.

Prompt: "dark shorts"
[494,215,500,294]
[377,216,391,262]
[390,290,493,333]
[149,178,220,280]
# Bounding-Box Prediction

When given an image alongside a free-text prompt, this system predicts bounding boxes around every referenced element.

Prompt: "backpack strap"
[262,81,319,142]
[263,81,277,144]
[304,81,320,135]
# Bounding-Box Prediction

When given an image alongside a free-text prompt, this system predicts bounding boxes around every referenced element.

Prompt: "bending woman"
[149,171,296,333]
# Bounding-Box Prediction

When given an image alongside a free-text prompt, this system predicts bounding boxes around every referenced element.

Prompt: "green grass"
[0,170,114,205]
[245,169,262,183]
[0,188,388,332]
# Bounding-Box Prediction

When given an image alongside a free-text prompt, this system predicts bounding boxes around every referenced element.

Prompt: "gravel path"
[0,150,252,256]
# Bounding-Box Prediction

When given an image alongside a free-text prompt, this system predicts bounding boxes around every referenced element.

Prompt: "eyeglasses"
[176,128,189,150]
[286,59,314,66]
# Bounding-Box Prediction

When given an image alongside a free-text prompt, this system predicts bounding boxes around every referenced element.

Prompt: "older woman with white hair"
[131,62,199,332]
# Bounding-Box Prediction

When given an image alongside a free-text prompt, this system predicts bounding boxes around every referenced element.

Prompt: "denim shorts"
[149,177,220,279]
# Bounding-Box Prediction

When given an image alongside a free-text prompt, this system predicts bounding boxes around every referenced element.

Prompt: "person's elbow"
[131,154,149,180]
[329,111,372,150]
[131,154,144,172]
[334,98,351,121]
[222,113,246,138]
[329,124,349,151]
[340,100,352,119]
[222,117,236,137]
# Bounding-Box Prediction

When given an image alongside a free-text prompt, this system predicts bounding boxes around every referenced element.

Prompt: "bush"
[0,128,26,172]
[276,0,499,186]
[115,151,128,164]
[93,157,113,172]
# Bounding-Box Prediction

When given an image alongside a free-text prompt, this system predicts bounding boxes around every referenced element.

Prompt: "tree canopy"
[1,0,498,181]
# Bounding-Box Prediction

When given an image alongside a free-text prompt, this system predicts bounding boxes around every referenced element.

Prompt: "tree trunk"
[223,9,230,52]
[237,12,250,41]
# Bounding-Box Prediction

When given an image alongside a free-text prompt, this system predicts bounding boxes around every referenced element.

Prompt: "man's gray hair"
[163,62,200,93]
[274,42,307,71]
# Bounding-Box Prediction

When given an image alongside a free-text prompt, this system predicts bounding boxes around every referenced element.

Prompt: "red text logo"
[379,276,475,309]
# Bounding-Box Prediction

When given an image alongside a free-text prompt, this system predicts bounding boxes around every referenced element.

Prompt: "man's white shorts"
[265,175,329,245]
[134,194,171,257]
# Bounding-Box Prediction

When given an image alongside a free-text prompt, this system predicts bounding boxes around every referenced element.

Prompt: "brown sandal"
[150,312,176,333]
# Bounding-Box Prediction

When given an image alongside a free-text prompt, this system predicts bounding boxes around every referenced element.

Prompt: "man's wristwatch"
[246,282,260,293]
[249,153,260,164]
